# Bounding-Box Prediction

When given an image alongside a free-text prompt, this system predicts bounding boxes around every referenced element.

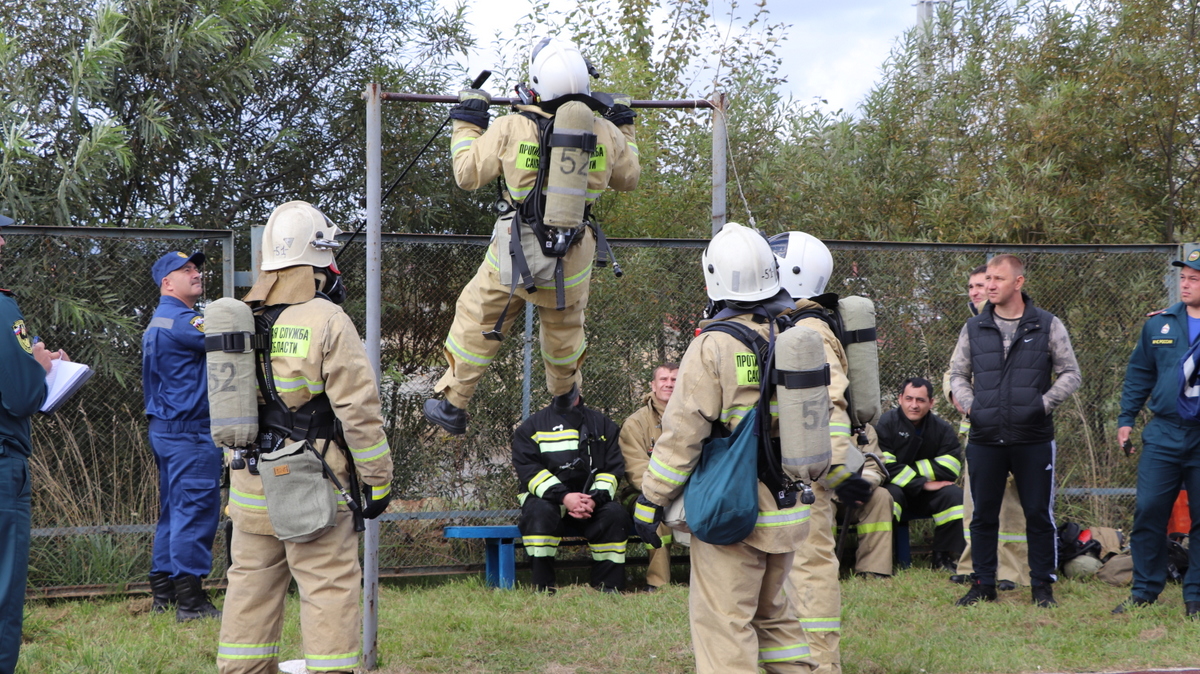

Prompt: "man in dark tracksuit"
[513,391,629,592]
[142,251,221,620]
[1113,257,1200,619]
[0,215,65,674]
[949,254,1081,608]
[876,377,965,571]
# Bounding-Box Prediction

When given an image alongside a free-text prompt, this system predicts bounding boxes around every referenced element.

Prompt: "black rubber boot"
[1186,601,1200,620]
[423,398,468,435]
[148,572,175,614]
[531,556,557,594]
[930,551,957,572]
[551,384,579,414]
[174,574,221,622]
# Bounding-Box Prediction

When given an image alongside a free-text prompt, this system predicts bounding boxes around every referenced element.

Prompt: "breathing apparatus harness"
[700,303,828,508]
[484,93,623,342]
[222,297,365,532]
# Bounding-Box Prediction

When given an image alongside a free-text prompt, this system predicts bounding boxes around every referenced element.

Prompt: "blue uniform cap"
[152,251,206,287]
[1172,250,1200,272]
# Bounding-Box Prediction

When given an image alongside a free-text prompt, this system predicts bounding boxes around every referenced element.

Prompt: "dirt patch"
[1138,625,1168,641]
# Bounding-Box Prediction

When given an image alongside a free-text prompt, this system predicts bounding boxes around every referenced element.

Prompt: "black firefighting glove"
[361,483,393,520]
[449,88,491,129]
[604,95,636,127]
[833,474,873,506]
[632,494,664,548]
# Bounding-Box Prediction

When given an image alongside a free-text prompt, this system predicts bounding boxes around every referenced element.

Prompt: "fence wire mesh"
[6,228,1178,595]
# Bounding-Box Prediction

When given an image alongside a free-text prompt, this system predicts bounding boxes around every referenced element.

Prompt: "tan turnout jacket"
[619,392,664,492]
[642,313,811,554]
[449,107,640,308]
[228,296,394,535]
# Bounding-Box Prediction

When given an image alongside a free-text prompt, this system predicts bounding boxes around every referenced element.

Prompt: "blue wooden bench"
[444,525,522,589]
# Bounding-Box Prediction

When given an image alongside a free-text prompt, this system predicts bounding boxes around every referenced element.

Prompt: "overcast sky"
[435,0,922,115]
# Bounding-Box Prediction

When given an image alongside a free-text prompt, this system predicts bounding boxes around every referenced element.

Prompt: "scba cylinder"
[542,100,595,230]
[839,295,881,427]
[204,297,259,450]
[775,324,833,484]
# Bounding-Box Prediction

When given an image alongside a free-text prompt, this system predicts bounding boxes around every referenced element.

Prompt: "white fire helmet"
[703,222,780,303]
[261,201,343,271]
[769,231,834,299]
[529,36,591,102]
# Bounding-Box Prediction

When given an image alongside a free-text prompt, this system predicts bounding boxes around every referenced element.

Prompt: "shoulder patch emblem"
[1162,324,1170,334]
[12,320,32,354]
[1190,250,1200,262]
[190,315,205,332]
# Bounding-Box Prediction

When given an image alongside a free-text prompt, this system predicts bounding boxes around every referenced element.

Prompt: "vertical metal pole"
[522,305,533,419]
[711,92,727,236]
[222,231,235,298]
[362,82,383,671]
[250,225,264,287]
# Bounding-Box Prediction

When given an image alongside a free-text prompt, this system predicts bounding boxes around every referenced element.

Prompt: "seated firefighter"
[619,362,679,590]
[870,377,966,571]
[512,390,630,593]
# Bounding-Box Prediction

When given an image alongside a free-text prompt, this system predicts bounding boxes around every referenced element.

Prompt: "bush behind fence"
[6,229,1177,593]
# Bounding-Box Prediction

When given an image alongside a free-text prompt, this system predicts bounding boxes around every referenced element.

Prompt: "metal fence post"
[711,92,727,236]
[362,82,383,671]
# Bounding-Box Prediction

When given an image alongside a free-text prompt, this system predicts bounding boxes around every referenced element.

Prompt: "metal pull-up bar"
[357,83,727,669]
[381,92,719,110]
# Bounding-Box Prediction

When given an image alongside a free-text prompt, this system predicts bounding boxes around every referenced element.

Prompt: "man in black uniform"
[876,377,966,572]
[512,390,629,593]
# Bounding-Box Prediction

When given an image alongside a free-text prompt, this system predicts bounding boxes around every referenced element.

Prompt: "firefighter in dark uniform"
[0,214,67,674]
[142,250,222,621]
[513,390,630,593]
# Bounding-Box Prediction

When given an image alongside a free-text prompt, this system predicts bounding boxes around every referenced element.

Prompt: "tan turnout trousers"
[786,483,841,673]
[218,510,361,674]
[435,244,590,409]
[955,466,1030,584]
[691,540,816,674]
[836,485,895,576]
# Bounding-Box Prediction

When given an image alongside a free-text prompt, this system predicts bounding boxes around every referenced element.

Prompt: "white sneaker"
[278,660,309,674]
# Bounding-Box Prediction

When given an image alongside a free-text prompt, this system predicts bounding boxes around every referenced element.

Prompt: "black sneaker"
[997,579,1017,592]
[1186,601,1200,620]
[1112,596,1155,614]
[1031,584,1057,608]
[955,582,997,606]
[423,398,468,435]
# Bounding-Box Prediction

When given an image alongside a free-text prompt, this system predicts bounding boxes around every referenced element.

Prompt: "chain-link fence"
[7,227,1178,596]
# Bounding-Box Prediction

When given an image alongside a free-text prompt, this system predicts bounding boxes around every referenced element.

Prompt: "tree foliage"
[750,0,1200,244]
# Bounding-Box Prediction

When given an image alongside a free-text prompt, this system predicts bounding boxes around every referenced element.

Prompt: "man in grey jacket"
[948,254,1081,608]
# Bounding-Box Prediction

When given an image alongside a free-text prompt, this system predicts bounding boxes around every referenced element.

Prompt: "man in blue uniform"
[1114,255,1200,619]
[143,250,221,621]
[1,213,67,674]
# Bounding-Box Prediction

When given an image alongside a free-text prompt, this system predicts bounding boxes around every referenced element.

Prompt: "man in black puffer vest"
[948,254,1081,608]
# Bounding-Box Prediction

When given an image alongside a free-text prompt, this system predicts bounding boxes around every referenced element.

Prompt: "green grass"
[16,568,1200,673]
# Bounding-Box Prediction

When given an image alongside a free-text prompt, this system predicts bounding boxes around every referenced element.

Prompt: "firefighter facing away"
[636,222,816,674]
[423,35,640,435]
[772,231,881,673]
[216,202,394,674]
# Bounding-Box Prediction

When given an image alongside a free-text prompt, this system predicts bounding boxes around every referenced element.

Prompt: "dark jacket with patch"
[512,403,624,507]
[0,290,48,458]
[966,297,1057,445]
[141,295,209,424]
[876,407,963,498]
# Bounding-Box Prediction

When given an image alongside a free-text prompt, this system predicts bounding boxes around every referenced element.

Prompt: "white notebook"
[40,359,94,414]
